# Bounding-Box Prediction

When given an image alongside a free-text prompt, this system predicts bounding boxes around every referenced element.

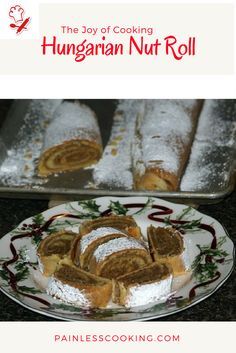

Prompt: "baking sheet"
[0,99,235,203]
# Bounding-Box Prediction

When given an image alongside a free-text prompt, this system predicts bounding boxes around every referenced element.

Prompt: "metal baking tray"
[0,99,235,204]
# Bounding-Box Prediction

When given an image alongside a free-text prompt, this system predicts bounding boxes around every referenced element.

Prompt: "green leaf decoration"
[179,219,202,231]
[79,200,101,214]
[164,206,202,232]
[31,232,43,246]
[48,303,135,319]
[49,303,84,313]
[176,206,194,220]
[15,267,29,282]
[109,201,128,215]
[1,246,31,283]
[47,220,81,235]
[11,214,45,246]
[32,213,45,226]
[133,198,154,215]
[66,202,100,219]
[17,285,42,294]
[0,268,9,281]
[192,236,229,282]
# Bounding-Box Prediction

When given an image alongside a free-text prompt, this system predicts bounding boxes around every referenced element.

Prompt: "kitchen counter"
[0,192,235,321]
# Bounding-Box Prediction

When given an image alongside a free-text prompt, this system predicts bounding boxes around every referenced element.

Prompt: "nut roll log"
[38,101,102,176]
[133,99,202,191]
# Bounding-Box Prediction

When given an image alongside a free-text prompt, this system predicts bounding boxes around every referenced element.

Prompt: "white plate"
[0,196,234,321]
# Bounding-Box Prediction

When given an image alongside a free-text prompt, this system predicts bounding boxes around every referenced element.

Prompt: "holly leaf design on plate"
[109,201,128,215]
[192,236,229,282]
[164,206,202,232]
[66,200,101,219]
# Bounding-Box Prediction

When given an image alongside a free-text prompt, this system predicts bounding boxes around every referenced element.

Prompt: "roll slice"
[47,262,112,308]
[133,99,203,191]
[79,215,142,239]
[113,262,172,307]
[37,230,76,276]
[72,227,128,269]
[89,237,152,279]
[147,226,191,276]
[38,101,102,176]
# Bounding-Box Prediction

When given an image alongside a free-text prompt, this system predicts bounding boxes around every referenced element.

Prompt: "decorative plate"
[0,196,234,321]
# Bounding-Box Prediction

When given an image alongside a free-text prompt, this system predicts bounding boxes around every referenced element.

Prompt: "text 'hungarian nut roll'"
[113,262,172,307]
[133,100,202,191]
[89,237,152,279]
[38,101,102,176]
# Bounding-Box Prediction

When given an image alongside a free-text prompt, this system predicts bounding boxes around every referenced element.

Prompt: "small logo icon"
[9,5,30,35]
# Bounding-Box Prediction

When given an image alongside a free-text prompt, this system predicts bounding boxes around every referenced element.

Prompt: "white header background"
[0,0,235,98]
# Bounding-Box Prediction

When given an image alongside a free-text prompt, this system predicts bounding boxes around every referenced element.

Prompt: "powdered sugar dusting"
[94,237,146,263]
[181,100,236,191]
[195,100,236,146]
[125,275,172,308]
[47,277,90,306]
[80,227,127,254]
[181,238,192,270]
[181,142,234,191]
[93,100,145,189]
[42,101,101,152]
[30,99,62,118]
[0,99,62,186]
[133,100,198,176]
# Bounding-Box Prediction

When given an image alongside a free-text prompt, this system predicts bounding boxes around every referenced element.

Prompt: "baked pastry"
[89,237,152,279]
[47,261,112,308]
[181,100,236,191]
[93,100,145,189]
[113,262,172,307]
[79,215,142,239]
[72,227,128,269]
[38,101,102,176]
[147,226,190,276]
[37,230,76,276]
[133,99,203,191]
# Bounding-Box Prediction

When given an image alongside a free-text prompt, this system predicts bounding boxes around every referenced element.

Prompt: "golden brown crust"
[79,215,142,239]
[133,100,203,191]
[70,234,82,266]
[77,233,127,270]
[38,139,102,177]
[71,215,142,268]
[54,263,112,308]
[134,168,178,191]
[147,226,187,276]
[89,248,152,279]
[147,226,184,257]
[37,230,76,276]
[113,263,172,306]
